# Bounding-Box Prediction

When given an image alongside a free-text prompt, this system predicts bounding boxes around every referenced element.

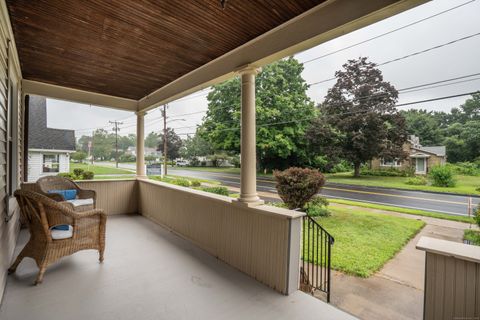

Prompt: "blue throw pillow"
[48,189,77,200]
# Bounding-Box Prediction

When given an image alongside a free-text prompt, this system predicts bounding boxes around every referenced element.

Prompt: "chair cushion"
[48,189,77,200]
[50,225,73,240]
[67,198,94,207]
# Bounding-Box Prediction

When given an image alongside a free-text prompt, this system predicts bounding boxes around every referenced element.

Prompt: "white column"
[235,67,263,207]
[136,111,147,178]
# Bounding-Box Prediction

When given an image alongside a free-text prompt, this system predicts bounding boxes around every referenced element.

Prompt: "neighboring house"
[370,135,446,174]
[125,146,162,158]
[27,96,75,182]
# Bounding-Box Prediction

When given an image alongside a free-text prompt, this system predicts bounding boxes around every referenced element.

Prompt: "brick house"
[370,135,446,174]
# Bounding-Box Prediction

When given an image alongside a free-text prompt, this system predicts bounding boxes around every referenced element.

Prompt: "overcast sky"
[46,0,480,139]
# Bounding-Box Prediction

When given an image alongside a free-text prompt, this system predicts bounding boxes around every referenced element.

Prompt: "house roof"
[412,146,446,157]
[28,95,76,151]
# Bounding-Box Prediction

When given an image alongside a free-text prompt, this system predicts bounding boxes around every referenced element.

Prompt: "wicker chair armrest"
[77,189,96,201]
[44,192,66,202]
[58,201,75,211]
[73,209,106,219]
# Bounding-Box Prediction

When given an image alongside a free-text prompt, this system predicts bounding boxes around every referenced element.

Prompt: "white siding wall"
[27,151,70,182]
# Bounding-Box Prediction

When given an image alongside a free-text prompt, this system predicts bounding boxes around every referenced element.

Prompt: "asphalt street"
[95,162,479,216]
[167,168,479,217]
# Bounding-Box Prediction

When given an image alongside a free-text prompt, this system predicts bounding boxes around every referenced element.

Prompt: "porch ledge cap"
[416,236,480,264]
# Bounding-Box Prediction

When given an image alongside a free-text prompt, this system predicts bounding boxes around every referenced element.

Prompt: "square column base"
[233,198,265,208]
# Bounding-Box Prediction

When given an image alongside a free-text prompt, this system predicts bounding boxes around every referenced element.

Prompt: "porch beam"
[235,67,263,207]
[136,111,147,178]
[137,0,428,112]
[22,80,138,111]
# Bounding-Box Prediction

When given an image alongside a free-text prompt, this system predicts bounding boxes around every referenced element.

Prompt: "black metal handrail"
[300,215,334,302]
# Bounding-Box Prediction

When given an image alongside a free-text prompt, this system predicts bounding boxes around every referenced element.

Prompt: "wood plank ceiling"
[6,0,325,100]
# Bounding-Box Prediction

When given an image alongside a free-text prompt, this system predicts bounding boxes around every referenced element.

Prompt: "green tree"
[145,132,160,149]
[201,57,315,170]
[181,131,213,159]
[71,151,87,163]
[92,129,115,161]
[308,57,407,177]
[118,134,136,151]
[401,109,444,145]
[158,128,183,160]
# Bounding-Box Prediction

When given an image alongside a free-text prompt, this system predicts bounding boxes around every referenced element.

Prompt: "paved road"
[94,162,479,216]
[166,168,479,217]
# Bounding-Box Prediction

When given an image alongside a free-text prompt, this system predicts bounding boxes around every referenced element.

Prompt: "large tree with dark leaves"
[308,57,407,177]
[201,57,315,170]
[158,128,183,160]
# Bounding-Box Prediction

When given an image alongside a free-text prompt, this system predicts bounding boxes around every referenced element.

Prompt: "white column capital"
[236,65,261,76]
[135,110,147,116]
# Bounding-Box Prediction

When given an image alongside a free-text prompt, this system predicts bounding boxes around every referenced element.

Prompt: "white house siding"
[27,151,70,182]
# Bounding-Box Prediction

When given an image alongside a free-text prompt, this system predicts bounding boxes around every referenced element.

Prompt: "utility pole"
[109,120,123,168]
[162,105,168,176]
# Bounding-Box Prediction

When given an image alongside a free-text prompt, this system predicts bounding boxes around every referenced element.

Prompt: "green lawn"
[70,162,134,175]
[328,199,474,224]
[306,208,425,277]
[326,172,480,196]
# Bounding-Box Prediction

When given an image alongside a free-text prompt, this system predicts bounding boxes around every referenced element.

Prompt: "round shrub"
[405,176,428,186]
[172,178,191,187]
[429,165,456,187]
[73,168,85,177]
[81,171,94,180]
[57,173,74,179]
[274,167,325,210]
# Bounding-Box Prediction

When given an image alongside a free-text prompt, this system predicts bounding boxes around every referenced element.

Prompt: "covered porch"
[0,0,434,319]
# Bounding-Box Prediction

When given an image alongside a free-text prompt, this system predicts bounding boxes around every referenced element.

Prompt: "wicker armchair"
[8,190,106,285]
[37,176,96,212]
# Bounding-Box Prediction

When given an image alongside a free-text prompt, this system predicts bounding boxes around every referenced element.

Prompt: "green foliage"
[71,151,87,163]
[405,176,428,186]
[307,57,407,177]
[199,186,229,196]
[73,168,85,177]
[304,196,330,217]
[57,172,74,179]
[145,132,160,149]
[207,153,230,167]
[201,57,316,170]
[181,132,213,159]
[464,230,480,246]
[274,167,325,210]
[446,162,480,176]
[190,179,201,187]
[475,203,480,228]
[159,128,183,160]
[119,154,136,162]
[331,160,352,173]
[230,155,240,168]
[361,167,414,177]
[82,171,94,180]
[172,178,191,187]
[429,165,456,187]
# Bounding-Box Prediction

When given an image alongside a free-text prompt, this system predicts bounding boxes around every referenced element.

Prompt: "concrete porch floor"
[0,215,356,320]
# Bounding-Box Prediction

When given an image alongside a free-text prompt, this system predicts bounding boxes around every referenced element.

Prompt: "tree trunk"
[354,163,361,177]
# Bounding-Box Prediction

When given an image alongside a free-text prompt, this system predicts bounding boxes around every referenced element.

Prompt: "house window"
[43,154,60,173]
[380,158,401,167]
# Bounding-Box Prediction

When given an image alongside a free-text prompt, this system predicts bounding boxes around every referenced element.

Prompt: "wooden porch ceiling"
[6,0,326,100]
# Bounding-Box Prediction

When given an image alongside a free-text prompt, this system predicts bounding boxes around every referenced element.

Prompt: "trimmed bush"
[475,204,480,228]
[81,171,94,180]
[199,186,229,196]
[274,167,325,210]
[361,167,414,177]
[405,176,428,186]
[429,165,456,187]
[304,196,330,217]
[73,168,85,177]
[446,162,480,176]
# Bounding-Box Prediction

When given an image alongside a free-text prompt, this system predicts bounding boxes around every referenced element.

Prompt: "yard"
[326,172,480,195]
[307,207,425,277]
[70,162,134,175]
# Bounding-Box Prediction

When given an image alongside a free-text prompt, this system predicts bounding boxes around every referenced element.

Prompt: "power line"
[309,32,480,86]
[301,0,476,65]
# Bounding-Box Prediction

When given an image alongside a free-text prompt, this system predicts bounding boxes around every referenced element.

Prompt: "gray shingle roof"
[28,95,75,151]
[416,146,446,157]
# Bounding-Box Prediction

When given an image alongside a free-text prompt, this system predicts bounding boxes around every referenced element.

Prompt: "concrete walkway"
[324,204,475,320]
